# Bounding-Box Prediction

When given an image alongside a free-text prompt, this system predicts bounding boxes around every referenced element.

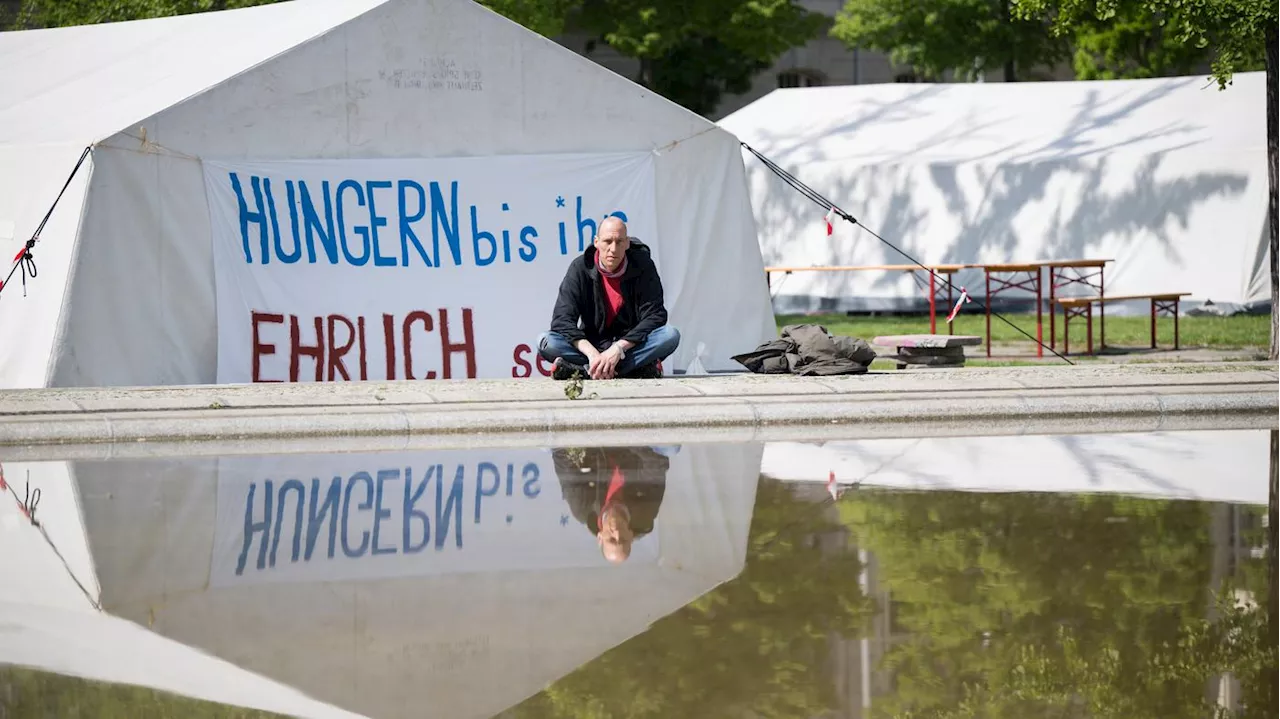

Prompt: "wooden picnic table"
[969,259,1112,358]
[766,259,1115,355]
[1041,259,1112,352]
[1056,292,1189,355]
[765,264,967,333]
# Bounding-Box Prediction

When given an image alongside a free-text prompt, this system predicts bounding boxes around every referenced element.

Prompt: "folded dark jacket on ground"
[731,324,877,376]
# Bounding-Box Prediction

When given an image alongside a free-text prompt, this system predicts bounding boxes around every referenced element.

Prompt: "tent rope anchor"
[0,145,92,303]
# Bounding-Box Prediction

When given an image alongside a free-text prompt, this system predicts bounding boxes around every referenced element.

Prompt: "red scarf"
[598,464,626,530]
[596,253,626,327]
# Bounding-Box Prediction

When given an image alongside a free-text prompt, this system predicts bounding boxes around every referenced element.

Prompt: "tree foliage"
[0,666,287,718]
[1069,6,1211,80]
[508,477,873,718]
[1012,0,1273,86]
[831,0,1268,83]
[2,0,822,116]
[573,0,825,114]
[511,479,1274,719]
[9,0,276,28]
[839,489,1274,718]
[830,0,1069,81]
[478,0,578,38]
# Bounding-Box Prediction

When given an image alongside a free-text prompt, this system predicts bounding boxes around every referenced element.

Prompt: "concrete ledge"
[0,363,1274,460]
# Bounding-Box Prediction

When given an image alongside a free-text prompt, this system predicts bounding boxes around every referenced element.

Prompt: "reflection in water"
[508,430,1277,719]
[0,430,1275,718]
[2,443,760,719]
[0,666,288,718]
[554,446,673,564]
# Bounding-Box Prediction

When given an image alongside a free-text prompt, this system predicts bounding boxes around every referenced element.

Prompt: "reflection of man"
[536,216,680,380]
[553,446,673,563]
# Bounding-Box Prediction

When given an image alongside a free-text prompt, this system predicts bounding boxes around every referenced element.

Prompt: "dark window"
[778,69,825,88]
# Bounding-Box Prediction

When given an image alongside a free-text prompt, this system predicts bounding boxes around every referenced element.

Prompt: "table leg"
[1064,307,1071,355]
[1049,268,1057,350]
[1099,266,1106,350]
[1087,303,1093,355]
[929,270,937,335]
[1035,269,1043,358]
[1174,300,1180,350]
[1150,299,1157,349]
[985,271,992,358]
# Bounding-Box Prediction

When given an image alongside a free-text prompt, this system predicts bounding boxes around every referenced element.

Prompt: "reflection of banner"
[203,152,658,383]
[77,443,761,719]
[210,448,672,587]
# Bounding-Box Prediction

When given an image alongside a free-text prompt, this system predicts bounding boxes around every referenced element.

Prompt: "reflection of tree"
[841,490,1275,718]
[506,477,872,719]
[0,667,285,718]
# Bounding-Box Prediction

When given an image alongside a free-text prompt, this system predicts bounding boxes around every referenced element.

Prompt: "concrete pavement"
[0,363,1274,460]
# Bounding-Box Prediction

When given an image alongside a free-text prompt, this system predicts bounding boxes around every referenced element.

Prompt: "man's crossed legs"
[537,326,680,380]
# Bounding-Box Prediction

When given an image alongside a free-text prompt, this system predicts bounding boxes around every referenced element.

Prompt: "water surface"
[2,429,1275,718]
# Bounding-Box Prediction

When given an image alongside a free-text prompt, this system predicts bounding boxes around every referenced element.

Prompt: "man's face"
[598,505,634,564]
[594,220,630,272]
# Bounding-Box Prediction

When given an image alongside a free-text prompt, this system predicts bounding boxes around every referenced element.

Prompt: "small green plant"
[563,370,598,400]
[564,371,584,399]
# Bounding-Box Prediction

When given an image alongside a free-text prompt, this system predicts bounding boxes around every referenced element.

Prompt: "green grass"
[774,313,1270,352]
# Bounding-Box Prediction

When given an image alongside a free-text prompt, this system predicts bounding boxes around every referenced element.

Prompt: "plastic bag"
[684,342,709,376]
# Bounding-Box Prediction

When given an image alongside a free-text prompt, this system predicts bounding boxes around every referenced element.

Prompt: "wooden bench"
[1054,293,1190,355]
[873,334,983,369]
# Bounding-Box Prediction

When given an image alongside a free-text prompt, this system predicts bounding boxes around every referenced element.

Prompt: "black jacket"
[553,446,669,539]
[550,241,668,347]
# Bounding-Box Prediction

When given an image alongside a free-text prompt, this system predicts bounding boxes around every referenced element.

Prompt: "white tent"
[0,0,774,390]
[719,74,1271,314]
[5,442,760,718]
[761,429,1273,506]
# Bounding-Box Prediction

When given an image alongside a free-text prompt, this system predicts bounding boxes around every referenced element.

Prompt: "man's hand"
[593,344,624,379]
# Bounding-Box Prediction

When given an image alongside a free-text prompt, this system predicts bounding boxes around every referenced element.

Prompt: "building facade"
[552,0,1082,120]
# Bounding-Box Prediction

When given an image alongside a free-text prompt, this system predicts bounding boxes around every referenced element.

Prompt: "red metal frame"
[983,268,1042,358]
[1049,264,1106,350]
[1061,296,1183,355]
[1060,303,1094,355]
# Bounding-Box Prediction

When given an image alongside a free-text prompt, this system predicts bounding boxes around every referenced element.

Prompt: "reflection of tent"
[46,442,761,719]
[760,430,1271,506]
[0,0,772,389]
[0,461,361,719]
[719,74,1269,313]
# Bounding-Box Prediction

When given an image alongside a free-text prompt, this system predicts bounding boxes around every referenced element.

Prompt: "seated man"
[537,216,680,380]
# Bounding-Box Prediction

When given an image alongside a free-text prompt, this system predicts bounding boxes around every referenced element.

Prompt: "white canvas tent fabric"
[761,430,1272,506]
[59,442,761,718]
[719,74,1271,314]
[0,461,363,719]
[0,0,774,389]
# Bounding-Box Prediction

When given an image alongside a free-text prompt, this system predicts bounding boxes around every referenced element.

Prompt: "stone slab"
[0,363,1272,457]
[874,334,984,348]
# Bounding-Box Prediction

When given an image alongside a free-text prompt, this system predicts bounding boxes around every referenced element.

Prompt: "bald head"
[598,503,634,564]
[599,216,626,236]
[593,216,630,272]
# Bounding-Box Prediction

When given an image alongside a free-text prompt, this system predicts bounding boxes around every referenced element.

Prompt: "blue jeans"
[537,326,681,376]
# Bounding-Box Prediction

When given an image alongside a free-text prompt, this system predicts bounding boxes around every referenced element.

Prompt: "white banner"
[203,153,658,382]
[209,447,684,587]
